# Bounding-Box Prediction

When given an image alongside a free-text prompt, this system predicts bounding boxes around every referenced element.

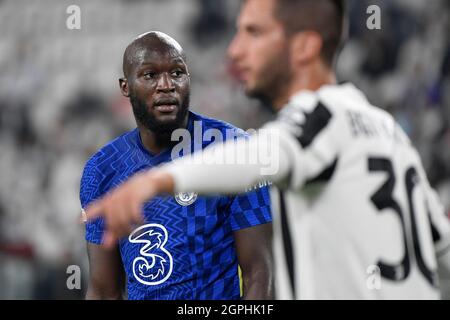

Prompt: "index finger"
[84,200,106,222]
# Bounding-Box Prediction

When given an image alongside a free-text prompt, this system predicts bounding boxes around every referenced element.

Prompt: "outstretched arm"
[84,126,306,246]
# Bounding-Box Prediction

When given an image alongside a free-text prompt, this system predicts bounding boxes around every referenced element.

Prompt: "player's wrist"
[143,169,175,196]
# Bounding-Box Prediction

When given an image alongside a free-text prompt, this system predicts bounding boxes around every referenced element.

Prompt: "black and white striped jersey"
[267,83,450,299]
[165,83,450,299]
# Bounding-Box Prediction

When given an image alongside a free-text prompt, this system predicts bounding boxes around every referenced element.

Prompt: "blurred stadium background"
[0,0,448,299]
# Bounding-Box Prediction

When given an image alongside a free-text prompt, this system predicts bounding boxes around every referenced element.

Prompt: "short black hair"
[274,0,346,66]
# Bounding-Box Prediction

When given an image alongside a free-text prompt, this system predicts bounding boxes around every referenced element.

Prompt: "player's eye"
[246,26,262,37]
[171,70,184,78]
[143,72,156,80]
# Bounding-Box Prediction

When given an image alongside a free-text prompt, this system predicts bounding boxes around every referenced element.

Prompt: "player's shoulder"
[190,111,247,138]
[82,129,138,171]
[272,85,339,132]
[269,83,408,144]
[318,83,392,120]
[274,84,347,125]
[319,83,413,146]
[281,82,399,123]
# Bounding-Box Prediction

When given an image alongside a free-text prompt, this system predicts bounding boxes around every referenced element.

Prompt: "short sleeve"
[264,92,341,191]
[229,184,272,232]
[80,156,105,245]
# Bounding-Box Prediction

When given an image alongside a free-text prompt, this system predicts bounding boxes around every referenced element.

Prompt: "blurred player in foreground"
[85,0,450,299]
[80,31,273,300]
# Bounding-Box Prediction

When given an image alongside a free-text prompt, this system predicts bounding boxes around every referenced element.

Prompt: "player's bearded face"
[244,43,292,104]
[128,52,190,134]
[228,0,293,106]
[130,88,190,134]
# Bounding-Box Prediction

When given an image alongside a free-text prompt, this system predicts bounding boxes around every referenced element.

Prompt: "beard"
[245,49,292,111]
[247,68,292,111]
[130,93,190,139]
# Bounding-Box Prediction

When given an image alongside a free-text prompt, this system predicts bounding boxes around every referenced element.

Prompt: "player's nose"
[156,73,175,93]
[227,34,244,62]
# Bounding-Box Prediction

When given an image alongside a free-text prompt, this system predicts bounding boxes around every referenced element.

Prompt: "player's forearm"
[143,169,176,195]
[242,269,274,300]
[166,161,266,195]
[161,130,289,195]
[85,285,124,300]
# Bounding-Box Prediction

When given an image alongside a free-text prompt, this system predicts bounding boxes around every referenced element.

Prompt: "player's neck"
[272,63,337,112]
[138,116,189,155]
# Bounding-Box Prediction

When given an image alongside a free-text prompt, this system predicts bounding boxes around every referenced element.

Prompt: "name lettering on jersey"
[129,224,173,286]
[245,180,273,192]
[346,110,410,145]
[347,110,380,138]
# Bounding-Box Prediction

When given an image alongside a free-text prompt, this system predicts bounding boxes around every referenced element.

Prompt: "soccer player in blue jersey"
[84,1,450,300]
[80,31,273,300]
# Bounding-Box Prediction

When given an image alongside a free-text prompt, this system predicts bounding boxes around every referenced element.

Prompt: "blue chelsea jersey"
[80,111,272,300]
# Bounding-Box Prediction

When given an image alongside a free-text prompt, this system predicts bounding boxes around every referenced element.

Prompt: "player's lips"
[228,61,249,83]
[235,66,250,82]
[153,98,179,113]
[155,104,177,113]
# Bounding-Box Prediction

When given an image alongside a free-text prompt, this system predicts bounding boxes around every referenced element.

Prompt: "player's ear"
[290,31,323,66]
[119,77,130,97]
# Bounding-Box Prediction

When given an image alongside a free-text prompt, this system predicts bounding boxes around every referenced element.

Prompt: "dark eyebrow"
[245,24,264,33]
[171,58,187,66]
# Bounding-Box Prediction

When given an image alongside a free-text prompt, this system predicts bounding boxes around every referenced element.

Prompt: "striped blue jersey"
[80,111,272,300]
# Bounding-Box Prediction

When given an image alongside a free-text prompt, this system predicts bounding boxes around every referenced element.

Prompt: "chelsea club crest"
[175,192,198,206]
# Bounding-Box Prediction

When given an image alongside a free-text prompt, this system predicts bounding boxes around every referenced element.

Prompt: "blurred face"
[228,0,292,106]
[124,46,190,134]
